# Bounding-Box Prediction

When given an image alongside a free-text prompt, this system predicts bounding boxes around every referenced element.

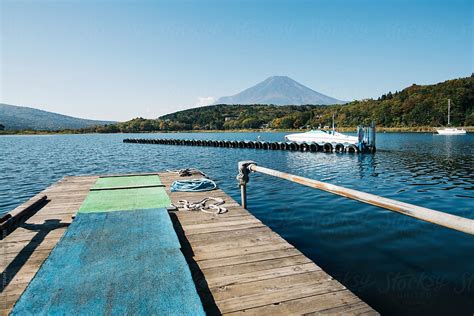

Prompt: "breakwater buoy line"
[123,138,376,153]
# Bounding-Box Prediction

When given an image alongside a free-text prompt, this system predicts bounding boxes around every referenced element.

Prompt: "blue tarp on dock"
[13,175,205,314]
[12,208,205,315]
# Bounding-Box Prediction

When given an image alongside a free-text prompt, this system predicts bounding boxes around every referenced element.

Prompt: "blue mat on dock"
[11,208,205,315]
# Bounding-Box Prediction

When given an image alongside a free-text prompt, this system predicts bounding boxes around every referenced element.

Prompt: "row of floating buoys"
[123,138,362,153]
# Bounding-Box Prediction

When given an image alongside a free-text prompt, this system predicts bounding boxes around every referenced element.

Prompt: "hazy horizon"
[1,0,472,121]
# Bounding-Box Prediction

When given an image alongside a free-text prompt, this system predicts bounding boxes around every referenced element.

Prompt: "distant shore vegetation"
[1,76,473,135]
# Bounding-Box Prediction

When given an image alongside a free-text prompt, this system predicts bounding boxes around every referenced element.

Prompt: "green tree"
[241,117,263,129]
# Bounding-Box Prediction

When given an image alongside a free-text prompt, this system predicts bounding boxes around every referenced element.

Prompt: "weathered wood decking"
[1,172,377,315]
[1,176,97,315]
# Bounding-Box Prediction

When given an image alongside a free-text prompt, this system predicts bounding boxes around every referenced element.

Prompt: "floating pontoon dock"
[1,171,377,315]
[123,137,376,153]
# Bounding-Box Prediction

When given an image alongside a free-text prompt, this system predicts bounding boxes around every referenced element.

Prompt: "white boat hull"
[285,130,358,145]
[436,128,466,135]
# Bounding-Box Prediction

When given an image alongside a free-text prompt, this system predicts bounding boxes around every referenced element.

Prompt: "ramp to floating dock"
[1,172,377,315]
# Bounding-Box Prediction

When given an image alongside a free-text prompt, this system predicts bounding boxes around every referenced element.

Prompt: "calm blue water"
[1,132,473,315]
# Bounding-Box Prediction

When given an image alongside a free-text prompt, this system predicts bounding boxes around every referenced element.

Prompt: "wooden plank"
[193,242,295,262]
[183,222,267,235]
[175,211,252,224]
[190,235,289,257]
[1,195,48,238]
[216,278,346,313]
[2,249,53,262]
[206,263,320,288]
[211,271,330,302]
[185,226,273,243]
[200,255,312,278]
[224,290,363,315]
[196,248,303,270]
[305,301,378,315]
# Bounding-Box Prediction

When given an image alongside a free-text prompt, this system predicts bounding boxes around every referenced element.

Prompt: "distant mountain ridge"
[52,75,472,133]
[0,103,116,131]
[214,76,346,105]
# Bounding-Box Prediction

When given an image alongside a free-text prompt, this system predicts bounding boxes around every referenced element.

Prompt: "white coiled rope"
[171,197,228,215]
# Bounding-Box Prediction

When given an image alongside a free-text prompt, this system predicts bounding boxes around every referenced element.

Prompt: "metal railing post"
[240,185,247,209]
[236,161,256,209]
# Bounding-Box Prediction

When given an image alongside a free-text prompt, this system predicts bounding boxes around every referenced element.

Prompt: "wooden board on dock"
[1,171,378,315]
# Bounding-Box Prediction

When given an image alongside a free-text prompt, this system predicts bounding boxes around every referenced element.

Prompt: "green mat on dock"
[79,175,171,213]
[93,175,162,189]
[79,187,171,213]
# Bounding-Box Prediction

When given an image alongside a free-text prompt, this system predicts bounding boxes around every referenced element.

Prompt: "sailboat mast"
[332,113,335,134]
[448,99,451,126]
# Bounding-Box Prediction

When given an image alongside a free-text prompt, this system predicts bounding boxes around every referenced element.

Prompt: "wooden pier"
[1,171,377,315]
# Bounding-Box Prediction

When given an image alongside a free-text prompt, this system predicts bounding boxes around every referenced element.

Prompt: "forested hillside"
[82,76,473,133]
[0,104,115,131]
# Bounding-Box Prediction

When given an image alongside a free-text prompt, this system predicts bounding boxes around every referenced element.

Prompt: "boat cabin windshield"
[308,130,335,135]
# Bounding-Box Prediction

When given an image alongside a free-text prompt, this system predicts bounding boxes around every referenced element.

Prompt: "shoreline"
[1,126,472,135]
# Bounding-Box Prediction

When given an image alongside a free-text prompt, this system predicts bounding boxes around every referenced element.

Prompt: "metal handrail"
[237,161,474,235]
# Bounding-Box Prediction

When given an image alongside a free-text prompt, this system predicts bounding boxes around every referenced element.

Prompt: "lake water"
[1,132,473,315]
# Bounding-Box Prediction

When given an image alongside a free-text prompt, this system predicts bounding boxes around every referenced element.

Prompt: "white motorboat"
[436,99,466,135]
[285,129,358,145]
[285,113,359,145]
[284,115,376,153]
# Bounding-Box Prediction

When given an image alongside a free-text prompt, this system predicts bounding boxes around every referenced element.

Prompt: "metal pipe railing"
[237,161,474,235]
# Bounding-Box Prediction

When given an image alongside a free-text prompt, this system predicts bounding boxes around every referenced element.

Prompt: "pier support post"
[237,161,256,209]
[240,185,247,209]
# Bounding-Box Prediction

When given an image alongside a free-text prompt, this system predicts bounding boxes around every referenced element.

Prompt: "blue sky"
[1,0,472,121]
